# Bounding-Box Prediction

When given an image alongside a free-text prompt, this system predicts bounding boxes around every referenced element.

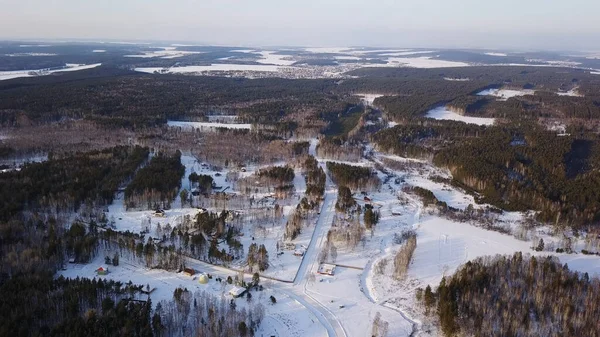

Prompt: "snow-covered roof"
[229,286,246,297]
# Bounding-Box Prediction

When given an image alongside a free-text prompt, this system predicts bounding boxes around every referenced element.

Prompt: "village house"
[318,263,336,276]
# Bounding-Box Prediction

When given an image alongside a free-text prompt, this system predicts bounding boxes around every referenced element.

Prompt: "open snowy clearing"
[0,63,102,81]
[167,120,252,130]
[355,93,384,106]
[425,106,495,126]
[255,51,296,66]
[125,48,203,59]
[557,87,583,97]
[476,88,535,101]
[383,56,470,68]
[92,49,106,53]
[4,52,57,57]
[305,47,350,54]
[443,77,470,81]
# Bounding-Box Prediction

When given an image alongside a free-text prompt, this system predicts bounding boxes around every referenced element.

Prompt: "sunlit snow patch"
[477,88,535,101]
[426,106,495,126]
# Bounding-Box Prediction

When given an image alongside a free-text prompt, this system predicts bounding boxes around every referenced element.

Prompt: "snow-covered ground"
[305,47,350,54]
[557,87,583,97]
[443,77,470,81]
[379,50,435,57]
[136,64,283,74]
[54,131,600,336]
[476,88,535,101]
[59,254,327,337]
[167,120,252,130]
[355,93,384,106]
[383,56,470,68]
[124,46,203,59]
[362,149,600,336]
[425,106,495,126]
[0,63,102,81]
[484,52,508,57]
[4,52,57,57]
[255,51,296,66]
[92,49,106,53]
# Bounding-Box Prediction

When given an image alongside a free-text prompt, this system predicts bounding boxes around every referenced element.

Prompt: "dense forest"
[125,151,185,210]
[0,146,148,220]
[419,253,600,337]
[326,162,380,191]
[373,120,600,227]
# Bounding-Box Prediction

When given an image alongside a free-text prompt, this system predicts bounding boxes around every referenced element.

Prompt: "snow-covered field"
[4,52,57,57]
[125,46,203,59]
[59,254,327,337]
[255,51,296,66]
[54,131,600,336]
[425,106,495,126]
[136,64,283,74]
[557,87,583,97]
[443,77,470,81]
[484,52,508,57]
[167,120,252,130]
[0,63,102,81]
[477,88,535,101]
[383,56,470,68]
[379,50,435,56]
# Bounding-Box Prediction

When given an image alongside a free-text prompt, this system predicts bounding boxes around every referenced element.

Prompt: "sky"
[1,0,599,50]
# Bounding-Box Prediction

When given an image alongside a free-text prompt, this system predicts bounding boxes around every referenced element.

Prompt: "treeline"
[0,274,152,337]
[316,137,362,162]
[419,253,600,337]
[326,162,380,191]
[257,165,294,184]
[125,151,185,210]
[433,127,600,226]
[188,172,213,192]
[0,145,148,220]
[154,287,264,337]
[373,121,600,227]
[303,156,326,199]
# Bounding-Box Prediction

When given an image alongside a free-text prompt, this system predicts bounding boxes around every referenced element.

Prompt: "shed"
[153,209,166,217]
[229,286,247,298]
[317,263,336,276]
[294,248,306,257]
[183,268,195,277]
[96,266,109,275]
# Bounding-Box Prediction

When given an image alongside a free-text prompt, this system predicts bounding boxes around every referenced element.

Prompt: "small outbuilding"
[318,263,336,276]
[96,266,109,275]
[153,209,166,217]
[183,268,196,277]
[229,286,247,298]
